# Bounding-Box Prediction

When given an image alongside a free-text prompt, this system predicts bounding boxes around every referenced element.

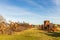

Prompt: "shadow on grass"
[45,32,60,37]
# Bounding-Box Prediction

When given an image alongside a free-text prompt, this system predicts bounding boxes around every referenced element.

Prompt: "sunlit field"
[0,28,60,40]
[0,0,60,40]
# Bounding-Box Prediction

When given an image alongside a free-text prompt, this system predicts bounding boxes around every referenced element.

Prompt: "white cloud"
[0,4,46,24]
[18,0,45,10]
[52,0,60,6]
[0,4,60,24]
[0,1,60,24]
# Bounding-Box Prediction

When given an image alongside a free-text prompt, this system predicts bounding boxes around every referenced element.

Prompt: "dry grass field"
[0,28,60,40]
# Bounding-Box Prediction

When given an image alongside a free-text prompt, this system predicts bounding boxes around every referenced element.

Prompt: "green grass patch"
[0,28,60,40]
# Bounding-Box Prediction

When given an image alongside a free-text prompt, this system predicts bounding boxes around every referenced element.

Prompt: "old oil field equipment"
[39,20,57,32]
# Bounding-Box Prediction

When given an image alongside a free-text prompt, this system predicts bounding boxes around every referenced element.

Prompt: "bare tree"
[0,15,6,23]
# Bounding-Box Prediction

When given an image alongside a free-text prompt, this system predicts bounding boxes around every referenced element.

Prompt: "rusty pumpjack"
[41,20,57,32]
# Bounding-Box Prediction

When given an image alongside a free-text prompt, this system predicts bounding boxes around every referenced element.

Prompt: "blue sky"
[0,0,60,24]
